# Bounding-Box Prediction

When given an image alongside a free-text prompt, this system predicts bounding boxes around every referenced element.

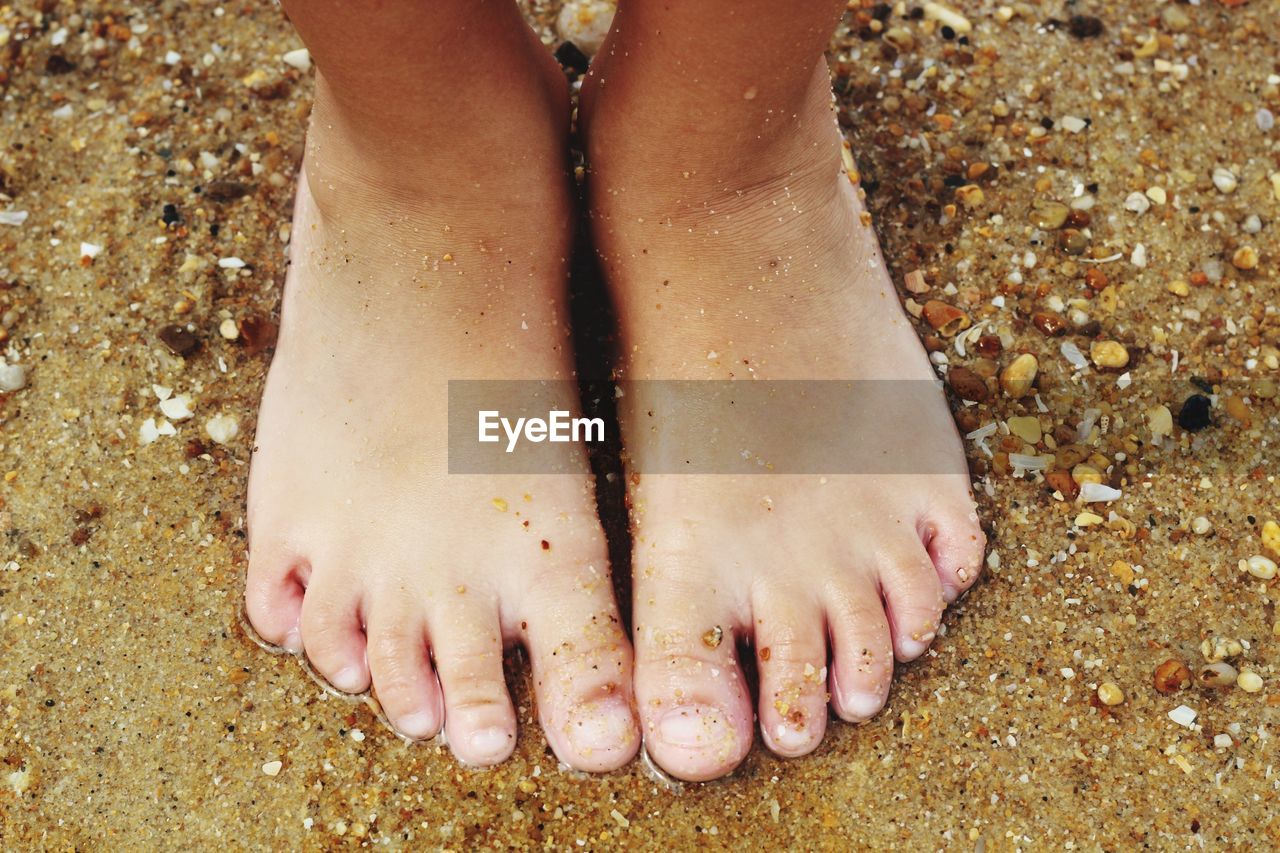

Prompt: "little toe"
[633,585,753,781]
[366,604,442,741]
[824,580,894,722]
[244,547,306,654]
[923,509,987,603]
[878,547,947,662]
[429,596,518,767]
[298,567,370,693]
[523,572,639,772]
[752,590,829,758]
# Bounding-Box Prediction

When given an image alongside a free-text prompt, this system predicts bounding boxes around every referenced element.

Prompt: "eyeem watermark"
[478,410,604,453]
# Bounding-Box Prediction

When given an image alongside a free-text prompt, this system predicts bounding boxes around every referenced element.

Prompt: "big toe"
[633,580,753,781]
[524,569,639,772]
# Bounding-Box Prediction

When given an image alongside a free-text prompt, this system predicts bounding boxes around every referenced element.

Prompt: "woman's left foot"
[583,56,986,781]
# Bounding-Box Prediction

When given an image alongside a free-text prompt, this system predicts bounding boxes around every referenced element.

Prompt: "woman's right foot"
[244,6,638,772]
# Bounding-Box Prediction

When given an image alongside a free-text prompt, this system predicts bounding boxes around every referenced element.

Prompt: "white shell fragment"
[0,361,27,392]
[205,413,239,445]
[1167,705,1197,728]
[218,257,246,269]
[0,210,29,227]
[158,394,194,421]
[1079,482,1121,503]
[282,48,312,71]
[556,0,616,56]
[923,2,972,33]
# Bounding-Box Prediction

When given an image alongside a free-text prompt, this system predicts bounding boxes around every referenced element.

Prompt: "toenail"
[897,636,930,659]
[656,704,731,750]
[567,701,635,755]
[842,691,886,721]
[772,723,813,753]
[467,726,512,760]
[282,626,303,655]
[331,665,365,693]
[395,711,437,740]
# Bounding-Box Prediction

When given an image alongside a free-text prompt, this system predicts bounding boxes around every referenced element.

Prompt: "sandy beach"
[1,0,1278,847]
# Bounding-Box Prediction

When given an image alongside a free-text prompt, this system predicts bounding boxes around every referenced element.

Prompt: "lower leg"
[583,0,985,780]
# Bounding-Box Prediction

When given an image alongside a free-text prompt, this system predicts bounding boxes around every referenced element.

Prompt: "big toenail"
[468,726,511,759]
[395,711,436,740]
[332,665,364,692]
[568,702,634,754]
[657,704,730,749]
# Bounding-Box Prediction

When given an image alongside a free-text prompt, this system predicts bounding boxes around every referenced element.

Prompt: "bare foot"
[244,31,638,771]
[583,51,985,780]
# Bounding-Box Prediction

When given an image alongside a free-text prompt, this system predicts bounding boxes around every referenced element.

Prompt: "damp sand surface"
[2,0,1279,847]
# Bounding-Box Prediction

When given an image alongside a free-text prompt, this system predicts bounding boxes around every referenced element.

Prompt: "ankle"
[583,60,843,210]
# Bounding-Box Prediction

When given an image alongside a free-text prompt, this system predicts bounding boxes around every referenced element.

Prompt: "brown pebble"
[702,626,724,649]
[204,180,252,203]
[1045,470,1079,499]
[999,353,1039,398]
[238,315,279,355]
[158,324,199,357]
[1153,658,1192,693]
[922,300,971,336]
[947,367,990,402]
[1032,313,1066,336]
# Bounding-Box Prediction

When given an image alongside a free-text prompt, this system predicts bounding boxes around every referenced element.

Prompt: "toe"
[298,566,370,693]
[244,547,306,653]
[429,594,517,767]
[878,547,946,662]
[523,566,639,773]
[752,589,829,758]
[365,602,442,741]
[923,507,987,603]
[824,579,894,722]
[633,579,753,782]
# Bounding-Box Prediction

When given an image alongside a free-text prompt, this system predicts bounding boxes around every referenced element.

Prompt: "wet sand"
[2,0,1278,847]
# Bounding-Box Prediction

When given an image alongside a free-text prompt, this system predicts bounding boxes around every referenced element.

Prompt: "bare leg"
[245,0,639,771]
[582,1,985,780]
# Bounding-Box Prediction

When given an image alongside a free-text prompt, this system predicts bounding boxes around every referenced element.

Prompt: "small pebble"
[1231,246,1258,270]
[1241,555,1277,580]
[999,353,1038,398]
[1197,661,1237,688]
[1060,116,1087,134]
[1212,167,1238,194]
[1261,520,1280,556]
[1097,682,1124,706]
[1090,340,1129,369]
[1190,516,1213,535]
[1177,395,1212,431]
[262,760,283,777]
[219,318,240,340]
[556,0,616,56]
[1067,14,1103,38]
[1123,192,1150,214]
[1236,671,1264,693]
[1154,659,1192,693]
